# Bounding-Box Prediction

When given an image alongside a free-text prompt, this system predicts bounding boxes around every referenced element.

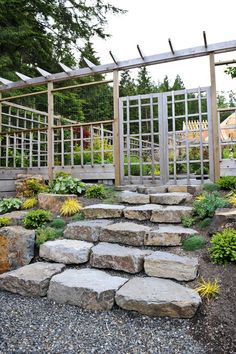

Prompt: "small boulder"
[38,193,78,214]
[0,226,35,274]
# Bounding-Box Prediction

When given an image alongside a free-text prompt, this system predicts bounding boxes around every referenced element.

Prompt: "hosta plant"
[0,217,11,227]
[49,175,86,195]
[209,228,236,264]
[60,199,82,216]
[195,277,219,299]
[23,209,52,229]
[0,198,22,214]
[22,198,38,210]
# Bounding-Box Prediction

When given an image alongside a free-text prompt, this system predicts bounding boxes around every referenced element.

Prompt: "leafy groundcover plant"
[193,192,228,220]
[85,184,107,199]
[216,176,236,190]
[0,217,11,227]
[36,226,63,246]
[182,235,206,251]
[49,175,86,195]
[22,198,38,210]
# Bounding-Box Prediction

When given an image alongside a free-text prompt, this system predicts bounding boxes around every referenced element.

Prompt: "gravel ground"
[0,290,206,354]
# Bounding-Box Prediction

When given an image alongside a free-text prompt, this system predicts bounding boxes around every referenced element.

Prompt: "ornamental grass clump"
[60,198,82,216]
[0,198,22,214]
[22,197,38,210]
[195,277,219,299]
[182,235,206,251]
[23,209,52,229]
[0,217,11,227]
[209,228,236,264]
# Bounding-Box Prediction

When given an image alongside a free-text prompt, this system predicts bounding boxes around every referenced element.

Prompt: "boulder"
[115,277,201,318]
[144,225,198,246]
[90,242,152,273]
[0,262,65,296]
[38,193,78,214]
[119,191,150,204]
[1,210,28,226]
[209,208,236,234]
[82,204,125,219]
[48,268,128,310]
[39,239,93,264]
[144,251,198,281]
[15,174,45,197]
[149,192,192,205]
[63,219,114,242]
[150,205,193,223]
[124,204,160,221]
[0,226,35,274]
[100,222,151,246]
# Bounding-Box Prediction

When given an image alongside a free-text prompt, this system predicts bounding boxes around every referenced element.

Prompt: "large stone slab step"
[118,191,150,204]
[144,224,198,246]
[48,268,128,310]
[150,205,193,223]
[0,262,65,296]
[149,192,192,205]
[115,277,201,318]
[39,239,93,264]
[144,251,198,281]
[100,221,151,246]
[90,242,152,274]
[63,219,114,242]
[124,204,160,221]
[82,204,125,219]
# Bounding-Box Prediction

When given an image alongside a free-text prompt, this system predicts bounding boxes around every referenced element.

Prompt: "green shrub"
[36,226,63,246]
[209,228,236,264]
[0,217,11,227]
[193,192,228,220]
[23,209,52,229]
[181,216,195,227]
[72,212,85,221]
[0,198,22,214]
[22,197,38,210]
[85,184,107,199]
[217,176,236,191]
[49,219,66,229]
[182,235,206,251]
[199,218,212,229]
[49,175,86,195]
[203,183,220,192]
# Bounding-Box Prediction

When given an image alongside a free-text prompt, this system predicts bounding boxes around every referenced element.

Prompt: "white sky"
[93,0,236,94]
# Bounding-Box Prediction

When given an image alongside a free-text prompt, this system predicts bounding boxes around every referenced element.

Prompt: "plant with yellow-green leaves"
[195,277,219,299]
[22,198,38,210]
[60,198,82,216]
[0,217,11,227]
[228,192,236,207]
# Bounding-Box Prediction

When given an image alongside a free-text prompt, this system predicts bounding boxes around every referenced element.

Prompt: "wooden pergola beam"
[1,40,236,92]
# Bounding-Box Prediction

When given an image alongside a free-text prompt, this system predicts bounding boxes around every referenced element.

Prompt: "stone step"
[100,221,151,246]
[115,277,201,318]
[119,191,150,204]
[144,224,198,246]
[48,268,128,310]
[144,251,198,281]
[63,219,114,242]
[168,185,202,194]
[39,239,93,264]
[82,204,125,219]
[137,186,168,194]
[0,262,65,297]
[124,204,160,221]
[90,242,152,274]
[150,205,193,223]
[149,192,192,205]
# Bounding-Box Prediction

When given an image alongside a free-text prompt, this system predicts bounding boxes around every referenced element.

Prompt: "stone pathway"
[0,187,203,319]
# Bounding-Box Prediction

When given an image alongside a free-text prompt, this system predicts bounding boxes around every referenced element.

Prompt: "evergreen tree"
[120,70,136,97]
[136,67,155,94]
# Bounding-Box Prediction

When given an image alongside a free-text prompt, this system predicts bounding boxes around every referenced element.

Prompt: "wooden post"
[47,82,54,181]
[113,70,121,186]
[209,53,220,181]
[0,93,2,133]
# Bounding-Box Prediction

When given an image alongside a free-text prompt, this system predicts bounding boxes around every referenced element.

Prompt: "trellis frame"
[1,36,236,184]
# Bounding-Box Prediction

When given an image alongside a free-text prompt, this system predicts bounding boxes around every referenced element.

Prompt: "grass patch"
[49,219,66,229]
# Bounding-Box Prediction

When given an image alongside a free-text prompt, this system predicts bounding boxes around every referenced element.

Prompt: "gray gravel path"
[0,290,206,354]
